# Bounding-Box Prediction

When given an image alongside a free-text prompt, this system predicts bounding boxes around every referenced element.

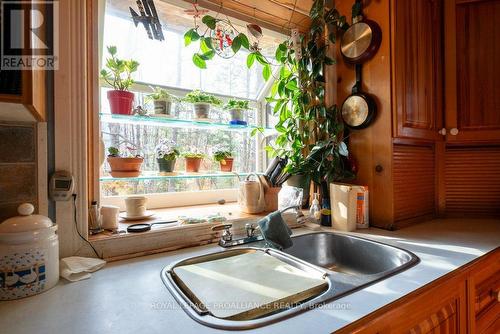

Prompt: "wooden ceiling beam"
[186,0,312,33]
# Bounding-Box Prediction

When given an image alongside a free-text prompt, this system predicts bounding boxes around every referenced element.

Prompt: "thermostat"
[49,171,75,201]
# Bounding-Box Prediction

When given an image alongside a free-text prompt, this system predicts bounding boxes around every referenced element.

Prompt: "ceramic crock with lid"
[0,203,59,300]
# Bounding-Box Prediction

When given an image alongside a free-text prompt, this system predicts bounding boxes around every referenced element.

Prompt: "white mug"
[125,196,147,217]
[100,205,119,229]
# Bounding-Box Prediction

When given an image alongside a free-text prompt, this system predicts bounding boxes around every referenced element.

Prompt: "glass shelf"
[99,113,275,135]
[100,171,258,182]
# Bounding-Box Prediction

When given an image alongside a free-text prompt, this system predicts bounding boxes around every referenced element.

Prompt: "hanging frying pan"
[340,2,382,64]
[127,220,177,233]
[341,64,376,129]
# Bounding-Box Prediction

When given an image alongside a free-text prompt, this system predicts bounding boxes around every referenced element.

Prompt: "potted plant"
[182,152,205,172]
[224,99,250,125]
[182,90,222,119]
[106,146,144,178]
[213,150,234,172]
[100,46,140,115]
[155,140,180,173]
[147,87,176,117]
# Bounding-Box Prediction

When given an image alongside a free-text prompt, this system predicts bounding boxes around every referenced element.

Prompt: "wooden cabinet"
[392,0,444,141]
[338,249,500,334]
[467,251,500,334]
[0,1,46,122]
[444,0,500,143]
[340,274,467,334]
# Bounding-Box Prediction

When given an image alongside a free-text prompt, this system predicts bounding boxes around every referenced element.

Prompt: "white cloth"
[60,256,106,282]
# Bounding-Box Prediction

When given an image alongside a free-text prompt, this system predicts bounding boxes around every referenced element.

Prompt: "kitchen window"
[98,0,283,209]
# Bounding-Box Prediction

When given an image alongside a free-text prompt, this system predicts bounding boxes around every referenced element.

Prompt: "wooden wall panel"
[393,145,436,225]
[456,1,500,130]
[445,147,500,217]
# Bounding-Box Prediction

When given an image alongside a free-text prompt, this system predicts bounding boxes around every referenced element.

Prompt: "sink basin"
[162,231,419,330]
[283,232,417,277]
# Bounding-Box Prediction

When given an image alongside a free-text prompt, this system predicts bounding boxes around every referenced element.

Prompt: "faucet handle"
[212,223,233,243]
[245,223,260,237]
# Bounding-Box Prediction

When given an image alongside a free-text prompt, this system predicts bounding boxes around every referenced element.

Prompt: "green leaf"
[324,57,335,65]
[255,52,268,65]
[203,37,214,50]
[328,32,336,44]
[107,46,117,56]
[231,35,241,54]
[192,53,207,69]
[184,29,200,46]
[285,79,298,91]
[202,15,217,29]
[238,33,250,49]
[200,50,215,60]
[262,64,271,81]
[247,53,256,68]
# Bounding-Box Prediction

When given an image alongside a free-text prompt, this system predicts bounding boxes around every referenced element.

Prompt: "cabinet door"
[337,276,467,334]
[444,0,500,143]
[467,250,500,334]
[392,0,444,141]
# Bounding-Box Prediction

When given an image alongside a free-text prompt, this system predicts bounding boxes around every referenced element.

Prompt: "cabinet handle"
[494,289,500,302]
[438,128,447,136]
[450,128,459,136]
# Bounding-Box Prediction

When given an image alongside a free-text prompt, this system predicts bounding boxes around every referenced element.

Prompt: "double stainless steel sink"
[162,231,419,330]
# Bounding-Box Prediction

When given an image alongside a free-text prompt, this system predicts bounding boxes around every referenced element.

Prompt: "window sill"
[89,202,282,261]
[90,202,260,241]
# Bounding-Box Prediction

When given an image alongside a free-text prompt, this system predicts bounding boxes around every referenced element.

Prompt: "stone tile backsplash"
[0,122,38,222]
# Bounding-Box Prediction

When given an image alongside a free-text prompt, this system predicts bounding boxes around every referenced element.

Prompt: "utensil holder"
[265,187,281,212]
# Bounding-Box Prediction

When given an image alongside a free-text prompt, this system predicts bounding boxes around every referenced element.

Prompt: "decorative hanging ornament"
[184,3,209,18]
[247,24,262,40]
[247,23,263,52]
[184,2,209,30]
[211,21,236,59]
[291,28,302,60]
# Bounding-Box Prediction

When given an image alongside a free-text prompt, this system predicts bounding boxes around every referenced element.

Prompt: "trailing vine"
[184,0,355,185]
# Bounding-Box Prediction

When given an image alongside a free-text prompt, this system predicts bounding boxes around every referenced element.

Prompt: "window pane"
[102,0,281,99]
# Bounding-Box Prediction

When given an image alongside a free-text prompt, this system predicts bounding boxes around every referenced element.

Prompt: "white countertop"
[1,218,499,334]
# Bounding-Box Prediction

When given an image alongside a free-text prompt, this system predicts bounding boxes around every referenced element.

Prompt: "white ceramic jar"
[0,203,59,300]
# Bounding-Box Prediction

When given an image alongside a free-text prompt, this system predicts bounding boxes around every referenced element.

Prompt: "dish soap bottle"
[309,193,321,224]
[320,182,332,227]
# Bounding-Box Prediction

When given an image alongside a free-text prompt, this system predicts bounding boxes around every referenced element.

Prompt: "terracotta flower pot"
[185,157,203,172]
[107,90,135,115]
[157,158,176,173]
[219,158,234,172]
[107,156,143,178]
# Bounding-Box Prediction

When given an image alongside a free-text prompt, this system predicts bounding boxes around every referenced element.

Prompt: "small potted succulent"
[147,87,176,117]
[106,146,144,178]
[100,46,140,115]
[224,99,250,125]
[182,152,205,172]
[182,90,222,119]
[213,150,234,172]
[155,139,180,173]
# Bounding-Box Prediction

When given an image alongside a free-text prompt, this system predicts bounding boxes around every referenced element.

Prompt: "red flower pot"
[185,157,202,173]
[219,158,234,172]
[107,90,135,115]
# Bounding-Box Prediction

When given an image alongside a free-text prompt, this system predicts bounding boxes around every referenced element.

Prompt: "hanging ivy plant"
[184,0,355,185]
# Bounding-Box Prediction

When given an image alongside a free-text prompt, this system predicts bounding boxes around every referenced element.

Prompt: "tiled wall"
[0,122,38,221]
